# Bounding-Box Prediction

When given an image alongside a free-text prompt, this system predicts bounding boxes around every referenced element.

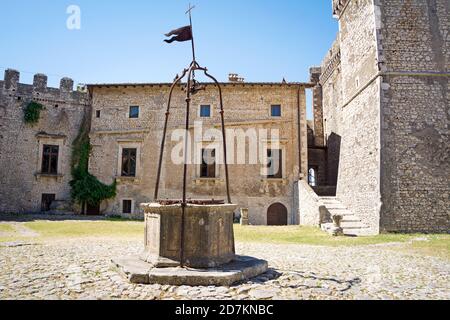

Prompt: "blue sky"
[0,0,338,117]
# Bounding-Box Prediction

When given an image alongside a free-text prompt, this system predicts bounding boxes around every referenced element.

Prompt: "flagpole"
[187,4,196,63]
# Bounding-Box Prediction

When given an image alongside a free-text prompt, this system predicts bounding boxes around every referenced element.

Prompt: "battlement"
[309,67,322,84]
[1,69,89,106]
[332,0,349,18]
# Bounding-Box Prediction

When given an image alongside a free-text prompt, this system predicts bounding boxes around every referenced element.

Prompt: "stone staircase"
[319,197,372,236]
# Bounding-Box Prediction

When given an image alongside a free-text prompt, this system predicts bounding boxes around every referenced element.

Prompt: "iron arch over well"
[267,203,288,226]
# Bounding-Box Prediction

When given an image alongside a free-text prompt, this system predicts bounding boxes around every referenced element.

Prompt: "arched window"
[308,167,317,187]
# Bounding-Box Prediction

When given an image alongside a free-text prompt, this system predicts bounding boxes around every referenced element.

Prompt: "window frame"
[270,104,282,117]
[199,105,212,118]
[121,148,137,177]
[266,148,283,179]
[122,199,133,214]
[41,144,59,175]
[129,106,140,119]
[199,148,216,178]
[41,193,56,212]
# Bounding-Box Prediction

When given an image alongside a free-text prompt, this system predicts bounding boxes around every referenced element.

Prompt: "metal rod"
[201,68,232,204]
[154,69,188,201]
[188,8,196,63]
[180,66,195,267]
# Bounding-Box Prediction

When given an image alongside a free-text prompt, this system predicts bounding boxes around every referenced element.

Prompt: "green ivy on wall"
[70,114,116,214]
[24,101,44,124]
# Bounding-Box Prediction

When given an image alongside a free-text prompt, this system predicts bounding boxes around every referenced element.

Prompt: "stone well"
[140,202,237,268]
[112,201,268,286]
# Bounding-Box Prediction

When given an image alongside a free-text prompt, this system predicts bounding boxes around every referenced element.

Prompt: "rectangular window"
[129,106,140,118]
[267,149,282,179]
[121,148,137,177]
[41,145,59,174]
[200,105,211,118]
[96,110,101,118]
[41,194,55,212]
[271,105,282,117]
[122,200,132,214]
[200,149,216,178]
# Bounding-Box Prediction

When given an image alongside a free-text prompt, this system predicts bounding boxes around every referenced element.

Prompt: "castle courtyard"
[0,217,448,300]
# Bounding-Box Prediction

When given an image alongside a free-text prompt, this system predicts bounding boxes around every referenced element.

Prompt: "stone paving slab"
[0,238,449,300]
[112,255,268,286]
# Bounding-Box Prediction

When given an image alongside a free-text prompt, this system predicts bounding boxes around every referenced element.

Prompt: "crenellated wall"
[0,69,90,213]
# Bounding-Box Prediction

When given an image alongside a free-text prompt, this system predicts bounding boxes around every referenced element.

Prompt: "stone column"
[240,208,249,226]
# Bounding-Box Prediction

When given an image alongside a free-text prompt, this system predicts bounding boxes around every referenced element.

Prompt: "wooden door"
[267,203,288,226]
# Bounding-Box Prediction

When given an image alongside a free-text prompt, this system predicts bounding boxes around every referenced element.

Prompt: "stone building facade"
[301,0,449,234]
[87,83,310,225]
[0,69,311,225]
[0,0,448,233]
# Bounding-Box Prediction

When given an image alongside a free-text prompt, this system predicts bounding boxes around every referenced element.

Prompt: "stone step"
[343,228,374,237]
[321,200,345,205]
[320,199,340,203]
[327,209,354,216]
[324,204,348,210]
[341,221,366,228]
[320,196,338,200]
[317,194,372,237]
[341,216,362,222]
[320,223,334,232]
[321,223,372,237]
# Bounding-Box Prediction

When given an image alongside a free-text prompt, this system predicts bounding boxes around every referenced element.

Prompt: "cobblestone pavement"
[0,238,449,300]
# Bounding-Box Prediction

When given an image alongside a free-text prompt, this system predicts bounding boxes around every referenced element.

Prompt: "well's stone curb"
[112,255,268,286]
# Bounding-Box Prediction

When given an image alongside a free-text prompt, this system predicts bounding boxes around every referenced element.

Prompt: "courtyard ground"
[0,215,449,300]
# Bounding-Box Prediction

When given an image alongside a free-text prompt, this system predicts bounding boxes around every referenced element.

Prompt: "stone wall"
[320,0,382,234]
[297,180,325,226]
[320,38,343,187]
[319,0,449,233]
[378,0,450,232]
[0,69,89,213]
[88,83,309,224]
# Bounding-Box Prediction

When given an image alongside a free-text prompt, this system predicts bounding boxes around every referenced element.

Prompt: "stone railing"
[297,180,328,226]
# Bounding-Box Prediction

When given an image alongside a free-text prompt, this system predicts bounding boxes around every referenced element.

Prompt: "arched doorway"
[267,203,288,226]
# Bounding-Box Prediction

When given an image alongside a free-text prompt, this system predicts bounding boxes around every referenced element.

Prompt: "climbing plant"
[70,113,116,214]
[24,101,44,124]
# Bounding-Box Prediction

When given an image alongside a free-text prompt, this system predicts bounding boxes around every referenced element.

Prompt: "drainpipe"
[297,85,303,179]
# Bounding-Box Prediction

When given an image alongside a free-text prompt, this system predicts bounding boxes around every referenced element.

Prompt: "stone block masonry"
[314,0,449,234]
[0,68,311,226]
[378,0,450,233]
[88,83,310,225]
[0,69,90,214]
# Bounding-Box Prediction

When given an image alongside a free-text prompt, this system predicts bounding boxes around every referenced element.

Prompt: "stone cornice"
[319,51,341,85]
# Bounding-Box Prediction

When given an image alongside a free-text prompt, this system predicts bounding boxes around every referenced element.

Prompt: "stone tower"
[316,0,449,233]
